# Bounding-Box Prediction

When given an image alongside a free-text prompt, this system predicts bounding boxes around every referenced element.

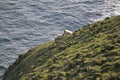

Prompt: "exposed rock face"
[3,16,120,80]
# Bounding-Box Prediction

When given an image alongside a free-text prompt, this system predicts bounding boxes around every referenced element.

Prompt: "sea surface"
[0,0,120,79]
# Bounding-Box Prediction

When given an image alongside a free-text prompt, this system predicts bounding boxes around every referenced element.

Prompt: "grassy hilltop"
[3,16,120,80]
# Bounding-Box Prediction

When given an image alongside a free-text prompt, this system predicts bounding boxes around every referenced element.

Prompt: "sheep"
[55,30,73,42]
[63,29,73,35]
[55,33,63,39]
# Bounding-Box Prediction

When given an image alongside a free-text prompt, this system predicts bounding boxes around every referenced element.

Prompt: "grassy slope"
[3,16,120,80]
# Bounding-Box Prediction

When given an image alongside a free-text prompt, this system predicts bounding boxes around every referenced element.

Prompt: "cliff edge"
[3,16,120,80]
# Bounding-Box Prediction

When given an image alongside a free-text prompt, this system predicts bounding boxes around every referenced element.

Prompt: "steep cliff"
[3,16,120,80]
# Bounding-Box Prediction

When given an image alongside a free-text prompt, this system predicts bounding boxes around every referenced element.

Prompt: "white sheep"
[63,30,73,35]
[55,33,63,39]
[55,30,73,41]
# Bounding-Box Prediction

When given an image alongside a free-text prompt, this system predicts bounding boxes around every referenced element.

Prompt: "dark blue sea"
[0,0,120,79]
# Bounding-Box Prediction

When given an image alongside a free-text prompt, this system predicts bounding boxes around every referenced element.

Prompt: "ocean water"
[0,0,120,79]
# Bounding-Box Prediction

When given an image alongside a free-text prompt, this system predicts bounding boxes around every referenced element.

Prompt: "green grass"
[3,15,120,80]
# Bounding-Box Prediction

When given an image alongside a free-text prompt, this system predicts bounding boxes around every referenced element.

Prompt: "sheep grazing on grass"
[63,29,73,35]
[55,33,63,39]
[55,30,73,41]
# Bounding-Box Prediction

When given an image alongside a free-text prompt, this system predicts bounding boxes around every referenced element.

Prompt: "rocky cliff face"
[3,16,120,80]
